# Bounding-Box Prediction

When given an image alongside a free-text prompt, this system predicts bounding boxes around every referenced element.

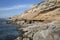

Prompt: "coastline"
[8,0,60,40]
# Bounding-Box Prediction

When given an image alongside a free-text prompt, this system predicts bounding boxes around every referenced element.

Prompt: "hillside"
[10,0,60,23]
[9,0,60,40]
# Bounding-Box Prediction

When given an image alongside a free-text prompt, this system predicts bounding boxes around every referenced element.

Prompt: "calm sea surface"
[0,19,21,40]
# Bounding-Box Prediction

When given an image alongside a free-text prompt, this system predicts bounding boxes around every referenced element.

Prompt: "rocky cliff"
[9,0,60,40]
[11,0,60,23]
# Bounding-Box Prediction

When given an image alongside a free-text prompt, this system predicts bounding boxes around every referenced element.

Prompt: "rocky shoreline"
[8,0,60,40]
[13,21,60,40]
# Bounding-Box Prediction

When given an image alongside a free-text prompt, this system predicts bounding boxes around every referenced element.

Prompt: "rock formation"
[11,0,60,23]
[9,0,60,40]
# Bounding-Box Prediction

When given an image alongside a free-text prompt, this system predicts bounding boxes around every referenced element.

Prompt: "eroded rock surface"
[9,0,60,40]
[10,0,60,22]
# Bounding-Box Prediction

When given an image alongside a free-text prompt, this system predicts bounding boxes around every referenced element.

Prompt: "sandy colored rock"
[10,0,60,23]
[9,0,60,40]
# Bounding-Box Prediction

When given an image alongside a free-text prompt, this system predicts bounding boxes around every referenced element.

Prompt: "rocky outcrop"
[33,21,60,40]
[9,0,60,40]
[14,21,60,40]
[10,0,60,23]
[20,21,60,40]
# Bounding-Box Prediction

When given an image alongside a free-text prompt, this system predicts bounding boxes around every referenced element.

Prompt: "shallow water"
[0,19,21,40]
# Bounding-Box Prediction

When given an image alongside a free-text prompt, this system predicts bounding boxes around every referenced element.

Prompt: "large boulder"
[33,21,60,40]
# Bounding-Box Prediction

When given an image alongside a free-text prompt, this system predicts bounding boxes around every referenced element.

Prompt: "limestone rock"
[10,0,60,23]
[23,38,30,40]
[33,22,60,40]
[9,0,60,40]
[33,30,53,40]
[22,23,48,37]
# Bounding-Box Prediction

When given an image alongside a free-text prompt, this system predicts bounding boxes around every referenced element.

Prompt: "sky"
[0,0,44,18]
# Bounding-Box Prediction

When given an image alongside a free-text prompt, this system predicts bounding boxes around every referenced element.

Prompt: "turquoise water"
[0,19,22,40]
